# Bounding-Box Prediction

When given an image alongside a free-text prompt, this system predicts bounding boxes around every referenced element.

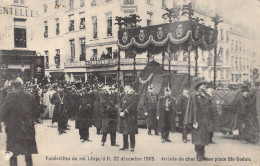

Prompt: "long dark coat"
[0,89,38,156]
[70,90,80,117]
[50,91,70,123]
[118,92,140,135]
[157,96,176,132]
[92,89,105,129]
[102,93,117,133]
[145,92,158,128]
[184,92,215,146]
[176,94,188,128]
[75,91,93,129]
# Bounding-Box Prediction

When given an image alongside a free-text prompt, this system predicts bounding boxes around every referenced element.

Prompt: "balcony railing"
[64,58,189,67]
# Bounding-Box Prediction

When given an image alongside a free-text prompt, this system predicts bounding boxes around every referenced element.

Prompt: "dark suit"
[118,91,139,149]
[145,92,159,134]
[176,94,189,140]
[0,88,38,166]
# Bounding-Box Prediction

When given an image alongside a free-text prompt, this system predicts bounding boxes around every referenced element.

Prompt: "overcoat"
[75,91,93,129]
[118,92,140,135]
[92,89,105,129]
[157,96,176,132]
[102,93,117,133]
[184,91,215,146]
[0,89,38,156]
[50,91,70,123]
[145,92,158,128]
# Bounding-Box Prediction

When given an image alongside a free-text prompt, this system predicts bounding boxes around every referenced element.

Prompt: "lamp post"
[211,14,223,89]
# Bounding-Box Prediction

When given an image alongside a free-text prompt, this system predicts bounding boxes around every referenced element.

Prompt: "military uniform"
[145,92,159,135]
[157,95,176,142]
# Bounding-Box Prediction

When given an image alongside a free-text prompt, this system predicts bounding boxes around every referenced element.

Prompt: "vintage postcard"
[0,0,260,166]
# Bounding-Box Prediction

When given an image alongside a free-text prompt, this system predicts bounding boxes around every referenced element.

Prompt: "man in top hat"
[157,84,176,143]
[118,83,140,152]
[145,83,159,135]
[176,87,190,143]
[184,77,215,160]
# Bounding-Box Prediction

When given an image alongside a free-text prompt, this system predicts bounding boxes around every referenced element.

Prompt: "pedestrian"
[118,83,139,152]
[75,87,93,142]
[0,78,38,166]
[50,83,70,135]
[145,84,159,135]
[176,87,190,143]
[184,77,215,161]
[157,85,176,143]
[101,89,118,146]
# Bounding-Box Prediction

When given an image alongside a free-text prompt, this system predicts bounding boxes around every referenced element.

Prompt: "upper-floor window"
[92,16,98,38]
[56,18,60,35]
[14,0,24,4]
[162,0,166,8]
[231,40,233,51]
[44,51,49,69]
[106,13,112,36]
[44,21,48,37]
[91,0,97,6]
[69,15,74,32]
[70,39,75,60]
[80,17,85,30]
[79,38,86,61]
[14,28,26,48]
[146,0,151,4]
[220,29,224,41]
[124,0,134,5]
[235,41,238,51]
[55,49,60,68]
[44,4,48,12]
[69,0,74,10]
[80,0,85,7]
[226,49,229,63]
[226,31,229,42]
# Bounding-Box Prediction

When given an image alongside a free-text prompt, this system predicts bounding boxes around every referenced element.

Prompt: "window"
[226,70,229,79]
[44,4,47,12]
[14,0,18,3]
[55,49,60,68]
[80,0,85,7]
[239,42,241,52]
[226,31,229,42]
[69,0,74,10]
[162,0,166,8]
[79,17,85,29]
[106,47,112,59]
[44,51,49,68]
[221,70,224,79]
[226,49,229,63]
[20,0,24,4]
[106,13,112,36]
[146,0,151,4]
[69,18,74,32]
[70,39,75,60]
[92,16,98,38]
[14,28,26,48]
[231,40,233,51]
[91,49,97,60]
[56,18,60,35]
[235,41,238,51]
[183,52,187,61]
[79,38,86,61]
[124,0,134,5]
[44,21,48,37]
[91,0,97,6]
[220,29,224,40]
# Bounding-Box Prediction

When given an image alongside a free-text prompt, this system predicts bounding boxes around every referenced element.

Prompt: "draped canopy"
[118,20,218,55]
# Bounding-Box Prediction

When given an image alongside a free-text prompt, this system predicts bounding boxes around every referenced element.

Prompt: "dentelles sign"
[0,6,39,18]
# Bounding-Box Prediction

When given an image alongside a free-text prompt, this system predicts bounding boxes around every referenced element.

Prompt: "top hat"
[192,77,207,90]
[52,83,59,90]
[241,85,249,92]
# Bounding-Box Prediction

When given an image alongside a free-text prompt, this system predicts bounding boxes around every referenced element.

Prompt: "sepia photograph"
[0,0,260,165]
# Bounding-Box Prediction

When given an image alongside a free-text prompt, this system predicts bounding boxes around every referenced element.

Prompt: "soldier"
[75,86,93,142]
[176,88,190,143]
[51,83,70,135]
[118,83,139,152]
[145,84,159,135]
[157,85,176,143]
[101,88,119,146]
[184,77,215,160]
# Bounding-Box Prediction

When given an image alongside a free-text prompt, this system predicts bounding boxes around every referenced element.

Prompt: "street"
[0,119,260,166]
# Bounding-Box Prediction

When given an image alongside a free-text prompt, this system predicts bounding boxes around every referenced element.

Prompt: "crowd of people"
[0,76,259,166]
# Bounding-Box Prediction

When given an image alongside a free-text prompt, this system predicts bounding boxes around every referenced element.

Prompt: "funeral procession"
[0,0,260,166]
